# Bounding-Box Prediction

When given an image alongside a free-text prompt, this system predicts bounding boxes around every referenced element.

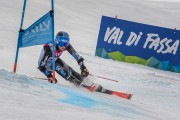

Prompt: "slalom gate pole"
[89,74,119,82]
[13,0,27,73]
[51,0,56,81]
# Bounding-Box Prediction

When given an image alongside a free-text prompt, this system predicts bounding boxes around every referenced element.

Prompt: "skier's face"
[58,46,66,51]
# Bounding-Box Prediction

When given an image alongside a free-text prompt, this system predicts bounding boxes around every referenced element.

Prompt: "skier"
[38,31,89,85]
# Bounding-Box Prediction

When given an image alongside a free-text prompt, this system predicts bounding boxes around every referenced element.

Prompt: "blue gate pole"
[51,0,56,79]
[13,0,27,73]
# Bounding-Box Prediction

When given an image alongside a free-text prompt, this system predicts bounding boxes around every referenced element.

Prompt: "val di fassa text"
[104,26,179,55]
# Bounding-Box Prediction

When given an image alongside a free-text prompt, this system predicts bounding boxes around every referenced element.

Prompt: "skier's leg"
[69,68,84,85]
[71,68,83,81]
[55,58,82,85]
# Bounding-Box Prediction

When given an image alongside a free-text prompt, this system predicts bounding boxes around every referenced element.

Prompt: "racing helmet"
[55,31,70,47]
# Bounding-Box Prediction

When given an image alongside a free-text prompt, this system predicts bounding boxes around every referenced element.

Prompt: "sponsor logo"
[104,26,179,55]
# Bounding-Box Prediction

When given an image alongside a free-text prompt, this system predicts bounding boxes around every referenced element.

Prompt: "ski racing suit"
[38,43,87,84]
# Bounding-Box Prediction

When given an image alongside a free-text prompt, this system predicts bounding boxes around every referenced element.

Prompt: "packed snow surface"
[0,0,180,120]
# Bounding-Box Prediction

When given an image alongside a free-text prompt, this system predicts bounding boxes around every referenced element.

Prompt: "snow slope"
[0,0,180,120]
[0,69,180,120]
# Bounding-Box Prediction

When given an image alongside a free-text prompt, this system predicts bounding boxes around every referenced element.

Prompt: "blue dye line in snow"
[59,92,96,108]
[35,81,97,108]
[55,85,97,108]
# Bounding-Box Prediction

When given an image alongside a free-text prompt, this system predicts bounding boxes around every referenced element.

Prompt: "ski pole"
[33,77,48,80]
[89,74,118,82]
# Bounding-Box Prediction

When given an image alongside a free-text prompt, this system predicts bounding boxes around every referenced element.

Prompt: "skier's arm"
[66,44,85,67]
[66,43,89,77]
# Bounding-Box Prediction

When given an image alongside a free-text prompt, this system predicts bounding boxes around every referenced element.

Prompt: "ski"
[34,77,133,100]
[81,84,132,100]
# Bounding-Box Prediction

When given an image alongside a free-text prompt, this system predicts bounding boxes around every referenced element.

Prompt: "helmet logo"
[61,39,69,43]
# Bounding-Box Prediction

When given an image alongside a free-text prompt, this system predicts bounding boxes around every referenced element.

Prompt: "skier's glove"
[78,57,89,77]
[81,67,89,77]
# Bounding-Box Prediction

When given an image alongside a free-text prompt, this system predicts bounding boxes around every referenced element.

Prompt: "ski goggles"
[56,36,69,47]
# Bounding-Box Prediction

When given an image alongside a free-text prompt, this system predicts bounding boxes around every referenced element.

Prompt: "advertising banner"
[96,16,180,73]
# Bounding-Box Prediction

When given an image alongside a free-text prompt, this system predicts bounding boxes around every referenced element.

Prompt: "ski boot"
[48,77,58,84]
[89,83,112,94]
